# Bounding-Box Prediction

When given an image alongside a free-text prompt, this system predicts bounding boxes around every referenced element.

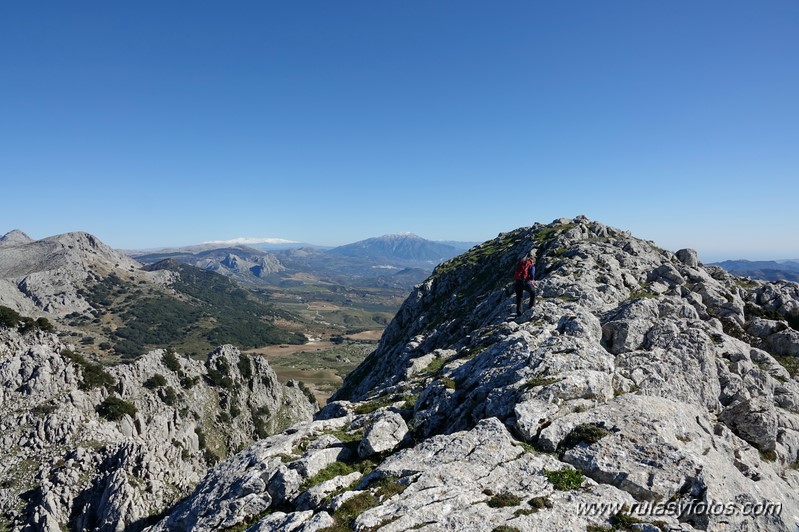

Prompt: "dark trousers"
[514,280,536,314]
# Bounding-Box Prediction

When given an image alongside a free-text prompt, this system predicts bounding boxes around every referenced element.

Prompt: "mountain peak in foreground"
[147,216,799,531]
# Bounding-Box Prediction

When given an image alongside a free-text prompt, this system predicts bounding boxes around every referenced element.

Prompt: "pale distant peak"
[203,237,299,245]
[0,229,33,243]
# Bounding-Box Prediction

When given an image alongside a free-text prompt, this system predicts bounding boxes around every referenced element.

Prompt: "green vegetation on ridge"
[78,263,306,360]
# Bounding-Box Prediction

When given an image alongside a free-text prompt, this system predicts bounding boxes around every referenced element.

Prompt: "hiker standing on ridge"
[514,254,536,316]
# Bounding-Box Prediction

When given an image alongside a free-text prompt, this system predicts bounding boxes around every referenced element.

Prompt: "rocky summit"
[0,329,315,532]
[148,216,799,532]
[0,230,149,318]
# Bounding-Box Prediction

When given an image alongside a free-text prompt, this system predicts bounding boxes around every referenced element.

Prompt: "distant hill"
[328,233,461,264]
[132,245,285,285]
[711,259,799,282]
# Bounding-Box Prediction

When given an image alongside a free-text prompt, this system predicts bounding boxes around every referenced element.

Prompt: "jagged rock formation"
[147,216,799,531]
[0,327,315,532]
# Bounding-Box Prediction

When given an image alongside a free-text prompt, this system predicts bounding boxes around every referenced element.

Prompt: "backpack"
[514,259,533,282]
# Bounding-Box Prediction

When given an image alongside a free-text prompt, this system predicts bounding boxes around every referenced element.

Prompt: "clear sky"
[1,1,797,261]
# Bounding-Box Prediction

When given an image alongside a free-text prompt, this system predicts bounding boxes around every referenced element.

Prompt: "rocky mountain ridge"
[148,216,799,531]
[0,325,315,532]
[0,231,305,361]
[0,230,157,319]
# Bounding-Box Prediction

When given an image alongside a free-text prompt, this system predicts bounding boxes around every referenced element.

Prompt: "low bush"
[96,395,137,421]
[544,467,584,491]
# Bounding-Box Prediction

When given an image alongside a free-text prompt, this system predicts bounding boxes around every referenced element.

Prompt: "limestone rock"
[0,329,314,531]
[141,217,799,531]
[357,410,408,457]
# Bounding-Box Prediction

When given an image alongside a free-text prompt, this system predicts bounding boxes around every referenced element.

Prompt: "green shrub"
[370,476,407,499]
[205,358,234,389]
[35,317,54,332]
[559,423,610,454]
[96,396,137,421]
[528,496,554,511]
[610,511,643,530]
[486,493,522,508]
[180,375,200,389]
[143,373,167,390]
[303,461,358,490]
[296,380,317,406]
[0,306,22,328]
[159,386,178,406]
[324,491,379,531]
[62,349,115,391]
[252,406,272,439]
[162,349,181,372]
[544,467,584,490]
[237,356,253,379]
[82,363,116,391]
[0,306,55,333]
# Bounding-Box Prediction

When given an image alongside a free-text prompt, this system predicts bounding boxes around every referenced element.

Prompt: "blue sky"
[1,1,797,261]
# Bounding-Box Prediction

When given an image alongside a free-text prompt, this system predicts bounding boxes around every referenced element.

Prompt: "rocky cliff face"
[0,328,315,532]
[147,216,799,531]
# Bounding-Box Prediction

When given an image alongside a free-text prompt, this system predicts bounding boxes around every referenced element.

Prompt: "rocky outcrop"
[0,328,315,531]
[150,216,799,531]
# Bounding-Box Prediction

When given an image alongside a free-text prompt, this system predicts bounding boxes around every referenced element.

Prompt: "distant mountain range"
[0,230,304,360]
[199,235,478,252]
[130,233,472,290]
[129,245,285,285]
[328,233,462,263]
[711,259,799,282]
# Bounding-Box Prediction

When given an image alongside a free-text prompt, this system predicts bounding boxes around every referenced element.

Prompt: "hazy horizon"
[2,223,796,265]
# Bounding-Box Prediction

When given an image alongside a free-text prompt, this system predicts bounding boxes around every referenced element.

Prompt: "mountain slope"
[150,216,799,532]
[0,232,306,361]
[0,230,143,319]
